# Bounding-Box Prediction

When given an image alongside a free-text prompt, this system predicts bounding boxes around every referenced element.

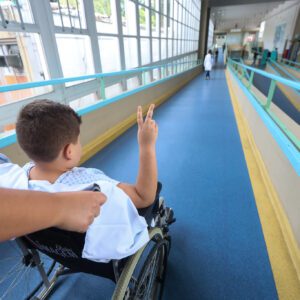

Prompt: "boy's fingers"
[137,106,143,128]
[145,104,155,121]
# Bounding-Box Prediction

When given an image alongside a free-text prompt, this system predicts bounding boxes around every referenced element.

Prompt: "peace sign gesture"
[137,104,158,148]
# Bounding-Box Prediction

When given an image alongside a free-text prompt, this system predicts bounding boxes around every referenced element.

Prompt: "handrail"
[281,58,300,68]
[239,58,250,80]
[228,58,300,90]
[269,59,299,83]
[0,59,202,148]
[227,58,300,151]
[0,60,200,93]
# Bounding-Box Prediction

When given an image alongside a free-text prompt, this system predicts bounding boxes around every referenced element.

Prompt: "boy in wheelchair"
[15,100,174,263]
[0,100,175,300]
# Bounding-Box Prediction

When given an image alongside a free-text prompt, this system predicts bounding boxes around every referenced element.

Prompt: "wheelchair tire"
[112,228,170,300]
[133,237,169,299]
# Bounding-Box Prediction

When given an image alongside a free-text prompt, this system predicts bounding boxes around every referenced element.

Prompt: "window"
[0,33,50,106]
[56,34,94,79]
[0,0,201,135]
[141,38,151,65]
[124,37,138,69]
[139,6,150,36]
[151,11,159,37]
[122,0,137,36]
[1,0,34,24]
[94,0,118,34]
[51,0,86,29]
[161,38,167,59]
[99,37,121,72]
[152,38,159,62]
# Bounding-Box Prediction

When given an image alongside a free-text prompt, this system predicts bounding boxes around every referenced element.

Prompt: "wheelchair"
[0,183,175,300]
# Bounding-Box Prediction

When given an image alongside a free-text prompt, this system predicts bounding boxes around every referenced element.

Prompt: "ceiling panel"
[209,0,285,7]
[210,1,285,32]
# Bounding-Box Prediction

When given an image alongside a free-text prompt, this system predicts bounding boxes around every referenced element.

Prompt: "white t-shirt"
[0,156,149,262]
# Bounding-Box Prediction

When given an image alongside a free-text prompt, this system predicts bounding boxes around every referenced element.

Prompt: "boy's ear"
[62,144,72,160]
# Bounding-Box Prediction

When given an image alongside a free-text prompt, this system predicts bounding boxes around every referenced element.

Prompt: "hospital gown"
[0,157,149,262]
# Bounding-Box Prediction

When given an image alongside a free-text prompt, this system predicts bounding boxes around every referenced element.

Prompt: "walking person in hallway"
[204,50,213,80]
[215,48,219,62]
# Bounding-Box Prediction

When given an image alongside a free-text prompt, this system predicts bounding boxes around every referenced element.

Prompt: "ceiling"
[209,0,284,6]
[210,1,285,32]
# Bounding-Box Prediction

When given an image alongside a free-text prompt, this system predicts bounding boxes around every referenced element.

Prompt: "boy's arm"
[118,104,158,209]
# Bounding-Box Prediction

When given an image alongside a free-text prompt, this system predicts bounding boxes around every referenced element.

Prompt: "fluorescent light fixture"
[230,28,241,32]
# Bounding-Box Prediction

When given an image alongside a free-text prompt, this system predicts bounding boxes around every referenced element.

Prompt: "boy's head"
[16,100,82,166]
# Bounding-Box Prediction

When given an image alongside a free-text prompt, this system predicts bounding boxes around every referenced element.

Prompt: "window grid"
[0,0,200,126]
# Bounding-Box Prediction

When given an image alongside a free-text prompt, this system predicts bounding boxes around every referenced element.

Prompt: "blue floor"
[0,62,278,299]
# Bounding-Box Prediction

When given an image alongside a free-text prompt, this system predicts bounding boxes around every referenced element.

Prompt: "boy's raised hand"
[137,104,158,149]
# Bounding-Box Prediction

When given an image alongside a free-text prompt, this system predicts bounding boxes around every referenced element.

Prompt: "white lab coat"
[204,53,213,71]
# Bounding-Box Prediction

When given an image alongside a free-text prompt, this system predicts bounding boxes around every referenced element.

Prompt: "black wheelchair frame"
[0,183,175,300]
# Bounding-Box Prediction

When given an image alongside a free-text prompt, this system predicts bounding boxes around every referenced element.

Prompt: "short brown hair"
[16,100,82,162]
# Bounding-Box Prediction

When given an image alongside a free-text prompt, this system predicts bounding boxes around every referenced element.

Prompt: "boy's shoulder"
[57,167,119,186]
[22,163,119,186]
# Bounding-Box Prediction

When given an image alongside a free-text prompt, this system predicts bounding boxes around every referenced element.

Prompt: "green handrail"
[281,58,300,68]
[227,58,300,151]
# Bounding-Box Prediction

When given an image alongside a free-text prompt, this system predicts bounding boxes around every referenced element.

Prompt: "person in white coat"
[204,49,213,80]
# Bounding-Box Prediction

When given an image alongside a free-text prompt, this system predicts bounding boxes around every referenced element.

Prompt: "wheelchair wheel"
[133,237,169,299]
[112,228,170,300]
[0,240,58,300]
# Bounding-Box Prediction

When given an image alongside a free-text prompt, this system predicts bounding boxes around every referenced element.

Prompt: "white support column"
[115,0,127,91]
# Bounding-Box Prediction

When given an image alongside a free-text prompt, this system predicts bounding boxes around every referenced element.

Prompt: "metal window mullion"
[54,26,87,35]
[176,1,179,59]
[115,0,127,91]
[29,0,65,101]
[158,0,163,60]
[15,0,25,30]
[166,0,169,75]
[184,3,188,54]
[66,0,74,32]
[75,0,82,32]
[0,22,39,33]
[149,1,153,82]
[57,0,65,30]
[0,6,7,28]
[135,2,143,85]
[82,0,102,99]
[135,3,142,68]
[171,0,174,61]
[180,2,183,56]
[158,0,161,78]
